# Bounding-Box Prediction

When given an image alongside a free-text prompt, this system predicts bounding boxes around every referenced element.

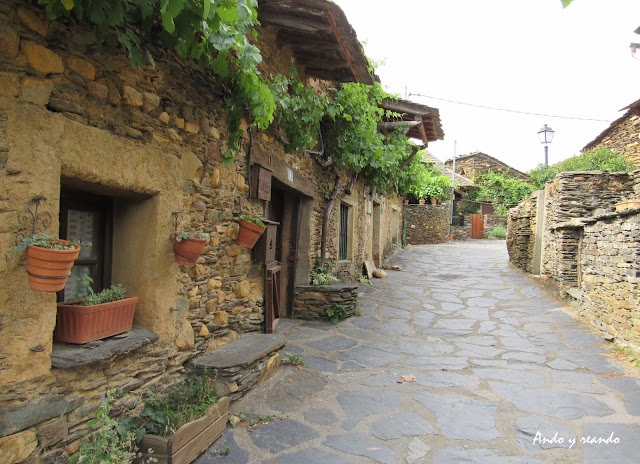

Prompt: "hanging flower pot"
[418,199,425,205]
[237,216,266,249]
[11,233,81,292]
[173,231,209,266]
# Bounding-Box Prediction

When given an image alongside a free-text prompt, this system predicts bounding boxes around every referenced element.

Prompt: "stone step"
[191,333,286,400]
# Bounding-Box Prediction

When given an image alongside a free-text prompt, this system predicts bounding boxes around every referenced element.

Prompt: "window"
[339,203,349,260]
[58,189,113,301]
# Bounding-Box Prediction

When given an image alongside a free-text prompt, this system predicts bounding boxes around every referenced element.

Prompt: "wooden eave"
[380,98,445,145]
[258,0,375,85]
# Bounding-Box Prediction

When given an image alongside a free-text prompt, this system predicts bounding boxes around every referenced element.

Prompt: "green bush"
[326,303,349,323]
[528,148,634,189]
[487,226,507,239]
[311,260,338,285]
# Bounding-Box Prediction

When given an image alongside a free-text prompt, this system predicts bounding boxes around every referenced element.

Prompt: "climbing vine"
[38,0,275,162]
[468,171,535,215]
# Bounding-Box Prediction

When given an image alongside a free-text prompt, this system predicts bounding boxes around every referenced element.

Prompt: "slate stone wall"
[579,209,640,349]
[293,284,359,320]
[508,170,640,349]
[404,204,451,244]
[507,194,538,272]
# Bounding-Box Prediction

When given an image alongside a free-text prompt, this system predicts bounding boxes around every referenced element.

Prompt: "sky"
[333,0,640,173]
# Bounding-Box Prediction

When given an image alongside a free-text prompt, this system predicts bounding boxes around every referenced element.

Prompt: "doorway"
[266,179,302,318]
[372,202,381,267]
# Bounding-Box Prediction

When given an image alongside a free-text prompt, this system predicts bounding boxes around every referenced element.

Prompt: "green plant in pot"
[12,232,81,292]
[173,230,209,266]
[55,276,138,344]
[125,373,230,464]
[237,215,266,249]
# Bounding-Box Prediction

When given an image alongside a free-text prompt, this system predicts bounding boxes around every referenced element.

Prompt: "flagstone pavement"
[197,241,640,464]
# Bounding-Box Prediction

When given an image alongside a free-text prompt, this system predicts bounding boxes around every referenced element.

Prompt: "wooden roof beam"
[325,9,360,84]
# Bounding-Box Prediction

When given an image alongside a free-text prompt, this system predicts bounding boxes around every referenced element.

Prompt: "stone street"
[197,241,640,464]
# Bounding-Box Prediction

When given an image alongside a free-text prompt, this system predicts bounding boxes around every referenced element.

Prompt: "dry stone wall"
[293,284,359,320]
[507,194,538,272]
[508,169,640,350]
[580,209,640,349]
[404,204,451,244]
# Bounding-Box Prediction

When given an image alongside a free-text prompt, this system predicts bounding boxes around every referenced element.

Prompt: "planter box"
[55,297,138,344]
[139,397,230,464]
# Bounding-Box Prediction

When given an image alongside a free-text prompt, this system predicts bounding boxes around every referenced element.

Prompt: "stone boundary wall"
[293,284,358,320]
[508,170,640,349]
[507,194,538,272]
[579,209,640,349]
[404,204,451,244]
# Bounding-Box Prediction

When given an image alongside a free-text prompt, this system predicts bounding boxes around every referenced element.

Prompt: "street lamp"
[537,124,555,166]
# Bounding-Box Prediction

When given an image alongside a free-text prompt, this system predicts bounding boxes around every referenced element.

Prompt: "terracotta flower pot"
[25,243,81,292]
[418,199,425,205]
[237,219,266,249]
[173,233,208,266]
[55,297,138,344]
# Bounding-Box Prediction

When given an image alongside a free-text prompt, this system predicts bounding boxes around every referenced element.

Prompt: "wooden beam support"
[325,9,360,83]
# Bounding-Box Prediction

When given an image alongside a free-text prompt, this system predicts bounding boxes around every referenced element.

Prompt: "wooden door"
[264,261,281,333]
[471,214,484,239]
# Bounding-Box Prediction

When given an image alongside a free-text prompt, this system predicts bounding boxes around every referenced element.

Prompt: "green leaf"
[61,0,74,10]
[217,6,239,22]
[203,0,211,19]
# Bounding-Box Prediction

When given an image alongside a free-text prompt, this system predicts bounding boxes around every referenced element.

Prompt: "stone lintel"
[51,329,158,369]
[191,334,286,370]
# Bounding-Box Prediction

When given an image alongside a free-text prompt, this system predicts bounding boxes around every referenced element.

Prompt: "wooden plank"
[171,414,227,464]
[250,143,316,198]
[139,435,170,464]
[325,9,359,84]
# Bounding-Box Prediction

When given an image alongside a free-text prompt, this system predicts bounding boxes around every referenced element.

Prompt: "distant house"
[444,151,530,182]
[583,98,640,169]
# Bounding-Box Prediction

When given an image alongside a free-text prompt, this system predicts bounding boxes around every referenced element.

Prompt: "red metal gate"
[471,214,484,239]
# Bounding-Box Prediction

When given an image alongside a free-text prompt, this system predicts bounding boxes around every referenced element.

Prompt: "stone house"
[445,151,530,183]
[583,98,640,169]
[0,0,443,461]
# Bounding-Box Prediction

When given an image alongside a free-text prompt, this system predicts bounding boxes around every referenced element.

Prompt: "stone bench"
[190,333,286,401]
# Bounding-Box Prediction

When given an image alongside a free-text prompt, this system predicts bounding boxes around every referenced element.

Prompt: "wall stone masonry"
[584,102,640,169]
[293,284,359,320]
[508,169,640,350]
[507,194,538,272]
[444,151,530,182]
[0,1,403,461]
[580,209,640,349]
[404,204,451,244]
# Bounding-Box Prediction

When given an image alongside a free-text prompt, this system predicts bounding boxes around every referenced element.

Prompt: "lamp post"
[537,124,555,166]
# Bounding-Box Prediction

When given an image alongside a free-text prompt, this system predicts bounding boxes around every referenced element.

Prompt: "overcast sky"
[334,0,640,173]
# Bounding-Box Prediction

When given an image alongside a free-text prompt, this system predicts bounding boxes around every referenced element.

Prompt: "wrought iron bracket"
[16,195,52,244]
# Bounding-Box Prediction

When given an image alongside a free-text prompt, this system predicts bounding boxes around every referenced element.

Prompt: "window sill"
[51,328,158,369]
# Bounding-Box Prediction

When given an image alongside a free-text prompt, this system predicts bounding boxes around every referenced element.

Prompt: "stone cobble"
[197,241,640,464]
